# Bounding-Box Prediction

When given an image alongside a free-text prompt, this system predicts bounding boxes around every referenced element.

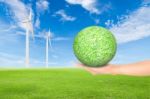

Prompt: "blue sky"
[0,0,150,67]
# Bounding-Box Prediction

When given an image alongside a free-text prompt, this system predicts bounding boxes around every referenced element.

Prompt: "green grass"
[0,69,149,99]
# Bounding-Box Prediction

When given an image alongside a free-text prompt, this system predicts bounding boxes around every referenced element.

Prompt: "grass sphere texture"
[73,26,117,67]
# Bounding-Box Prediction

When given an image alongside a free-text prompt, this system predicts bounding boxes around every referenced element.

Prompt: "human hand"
[77,60,150,76]
[77,64,118,75]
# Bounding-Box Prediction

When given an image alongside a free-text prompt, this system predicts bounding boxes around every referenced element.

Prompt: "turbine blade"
[28,8,34,40]
[29,8,32,21]
[48,38,52,49]
[26,22,34,38]
[48,29,51,35]
[30,24,34,40]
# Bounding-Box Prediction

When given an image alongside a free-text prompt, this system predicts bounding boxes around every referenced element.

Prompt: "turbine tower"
[22,9,34,68]
[45,29,52,68]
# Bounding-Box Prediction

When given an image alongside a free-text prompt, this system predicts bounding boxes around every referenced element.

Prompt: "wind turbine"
[22,8,34,68]
[45,29,52,68]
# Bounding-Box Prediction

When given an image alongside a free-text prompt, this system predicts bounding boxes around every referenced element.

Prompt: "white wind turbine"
[45,29,52,68]
[22,9,34,68]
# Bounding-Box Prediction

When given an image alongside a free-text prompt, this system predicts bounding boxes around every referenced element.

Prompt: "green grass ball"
[73,26,117,67]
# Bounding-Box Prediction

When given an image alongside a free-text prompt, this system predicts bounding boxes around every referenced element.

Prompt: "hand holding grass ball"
[73,26,117,67]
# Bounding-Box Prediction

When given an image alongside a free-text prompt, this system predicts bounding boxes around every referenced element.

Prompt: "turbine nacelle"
[46,29,52,49]
[22,8,34,39]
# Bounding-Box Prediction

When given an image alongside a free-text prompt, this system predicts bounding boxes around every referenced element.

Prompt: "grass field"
[0,69,149,99]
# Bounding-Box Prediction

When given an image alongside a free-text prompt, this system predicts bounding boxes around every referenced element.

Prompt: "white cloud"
[93,19,100,25]
[0,0,50,33]
[54,10,76,22]
[36,0,49,13]
[109,6,150,44]
[105,20,114,27]
[16,30,69,41]
[0,52,24,67]
[0,52,58,67]
[52,55,58,59]
[35,17,40,28]
[66,0,100,14]
[35,0,49,29]
[0,21,20,44]
[143,0,150,5]
[0,25,17,32]
[53,37,70,41]
[0,0,32,30]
